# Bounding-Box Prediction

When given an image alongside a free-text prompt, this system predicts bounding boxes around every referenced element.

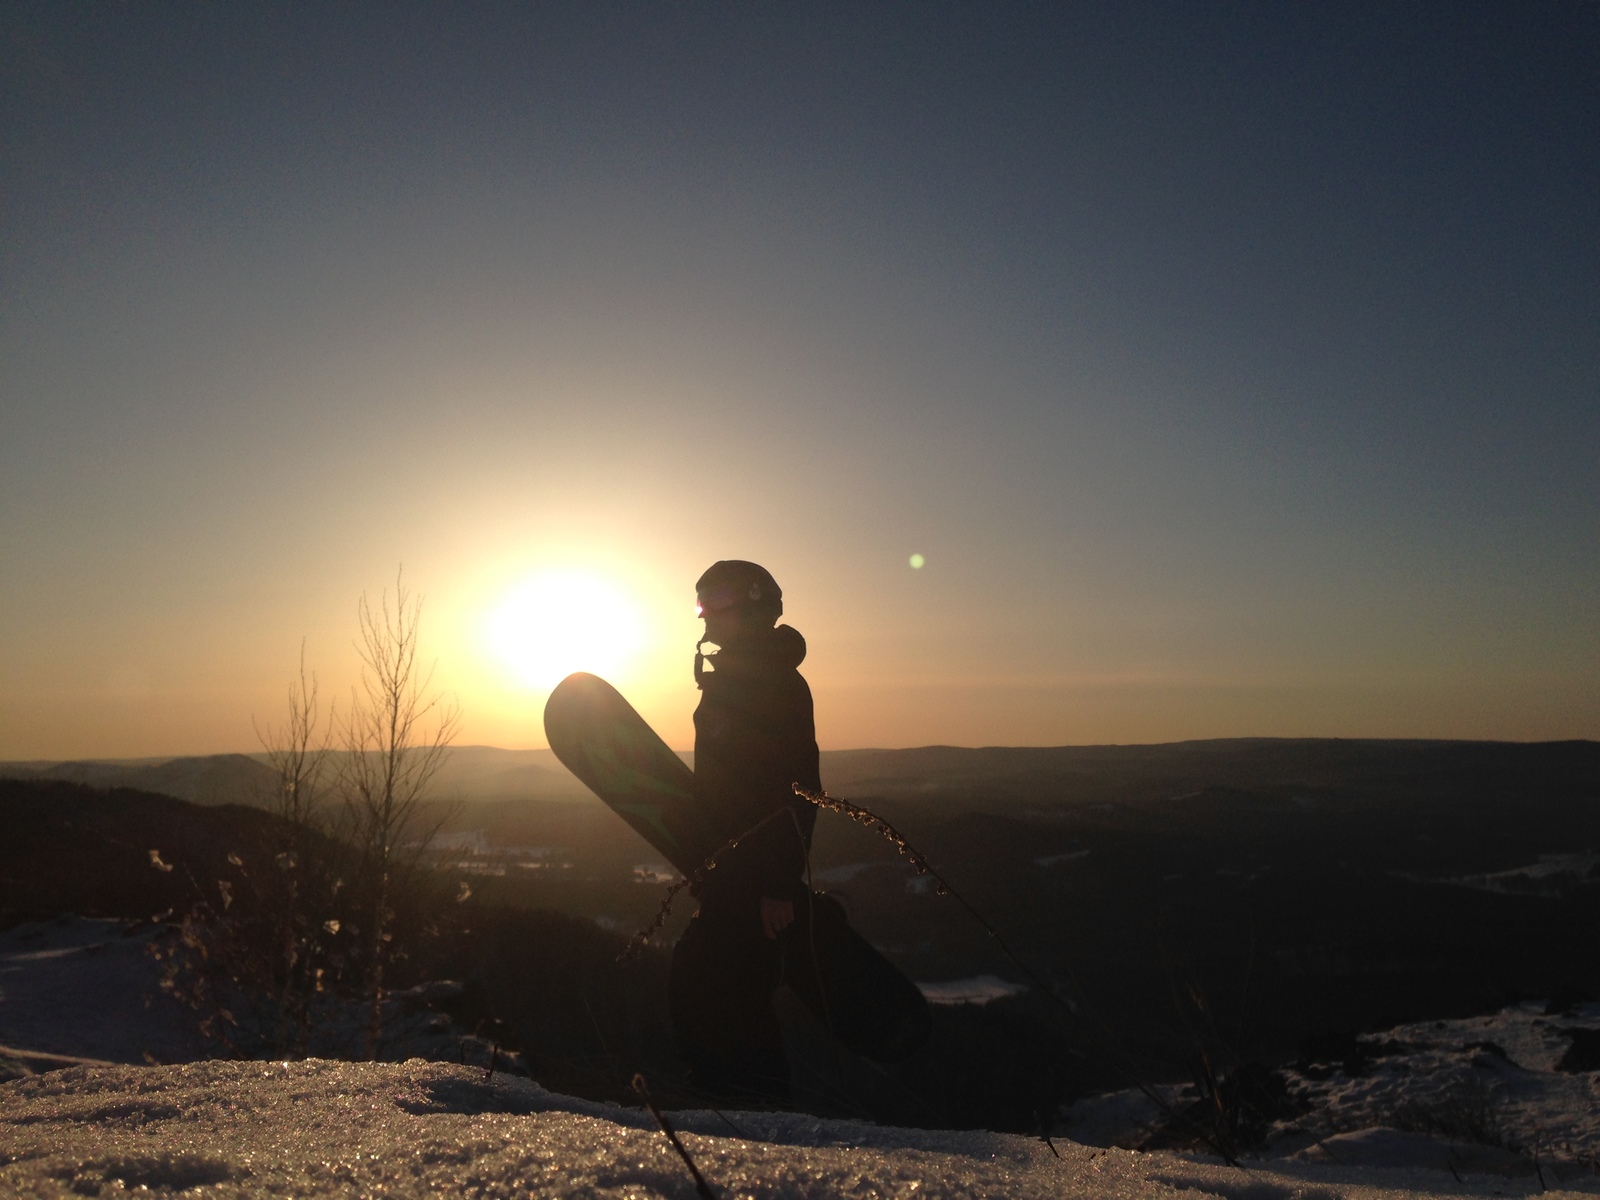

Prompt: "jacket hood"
[766,623,807,668]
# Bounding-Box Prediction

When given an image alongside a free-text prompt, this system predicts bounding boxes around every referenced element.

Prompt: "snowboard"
[543,671,930,1063]
[543,672,721,877]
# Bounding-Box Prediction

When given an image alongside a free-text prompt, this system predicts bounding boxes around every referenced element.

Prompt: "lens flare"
[483,569,644,690]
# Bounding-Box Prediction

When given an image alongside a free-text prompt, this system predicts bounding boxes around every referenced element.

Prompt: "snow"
[1062,1003,1600,1188]
[0,918,516,1075]
[915,975,1028,1006]
[811,863,876,885]
[1034,851,1092,867]
[1391,854,1600,898]
[1294,1129,1533,1177]
[5,1057,1593,1198]
[1280,1004,1600,1163]
[0,919,206,1069]
[5,920,1600,1196]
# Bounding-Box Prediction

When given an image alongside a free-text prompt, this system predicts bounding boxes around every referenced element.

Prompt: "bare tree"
[249,641,340,1052]
[339,569,460,1059]
[254,640,330,836]
[157,646,343,1058]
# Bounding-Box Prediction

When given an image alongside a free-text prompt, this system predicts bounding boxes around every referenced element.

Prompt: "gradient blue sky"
[2,2,1596,757]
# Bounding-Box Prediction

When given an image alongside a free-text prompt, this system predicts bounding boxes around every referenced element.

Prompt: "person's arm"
[754,680,819,938]
[760,895,794,939]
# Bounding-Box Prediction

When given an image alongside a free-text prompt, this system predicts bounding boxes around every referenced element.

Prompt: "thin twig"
[632,1073,718,1200]
[1234,920,1257,1062]
[708,1106,747,1140]
[1037,1108,1062,1158]
[791,807,834,1035]
[617,808,798,962]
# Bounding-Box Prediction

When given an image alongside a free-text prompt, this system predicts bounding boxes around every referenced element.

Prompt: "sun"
[482,568,645,690]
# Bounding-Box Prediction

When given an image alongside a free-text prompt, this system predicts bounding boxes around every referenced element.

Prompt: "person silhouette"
[668,560,821,1101]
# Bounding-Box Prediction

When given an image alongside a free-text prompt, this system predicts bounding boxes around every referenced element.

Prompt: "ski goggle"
[695,581,764,617]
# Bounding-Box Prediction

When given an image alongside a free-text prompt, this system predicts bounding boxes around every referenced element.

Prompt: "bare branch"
[253,640,331,834]
[335,566,459,1059]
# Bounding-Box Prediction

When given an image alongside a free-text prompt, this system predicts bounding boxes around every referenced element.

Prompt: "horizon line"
[5,732,1597,769]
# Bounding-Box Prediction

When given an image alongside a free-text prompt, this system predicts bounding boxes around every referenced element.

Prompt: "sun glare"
[483,569,645,690]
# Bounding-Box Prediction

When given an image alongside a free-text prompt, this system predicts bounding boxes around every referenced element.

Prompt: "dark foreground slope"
[812,739,1600,1064]
[6,740,1598,1136]
[0,779,286,922]
[433,739,1600,1124]
[0,780,678,1106]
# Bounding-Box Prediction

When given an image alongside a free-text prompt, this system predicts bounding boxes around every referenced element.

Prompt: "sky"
[2,2,1595,758]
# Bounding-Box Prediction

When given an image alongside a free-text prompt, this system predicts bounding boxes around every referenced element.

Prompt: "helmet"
[695,560,783,622]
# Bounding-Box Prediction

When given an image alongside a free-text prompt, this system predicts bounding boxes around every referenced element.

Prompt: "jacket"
[693,623,821,900]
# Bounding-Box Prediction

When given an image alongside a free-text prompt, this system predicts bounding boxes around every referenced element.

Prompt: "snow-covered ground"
[1281,1004,1600,1161]
[1062,1003,1600,1186]
[0,918,206,1070]
[5,918,1600,1196]
[916,974,1028,1005]
[5,1057,1595,1198]
[0,918,512,1077]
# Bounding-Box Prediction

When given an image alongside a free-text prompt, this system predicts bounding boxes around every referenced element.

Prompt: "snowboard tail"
[786,892,931,1063]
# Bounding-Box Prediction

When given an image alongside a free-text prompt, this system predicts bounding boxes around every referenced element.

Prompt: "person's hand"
[760,896,795,940]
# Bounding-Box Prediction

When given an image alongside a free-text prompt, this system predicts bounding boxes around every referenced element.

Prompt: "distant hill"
[0,754,278,807]
[5,738,1595,813]
[818,738,1600,807]
[0,778,290,922]
[0,747,596,808]
[428,746,596,798]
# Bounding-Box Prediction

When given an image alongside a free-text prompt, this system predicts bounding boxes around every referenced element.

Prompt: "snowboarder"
[668,560,823,1101]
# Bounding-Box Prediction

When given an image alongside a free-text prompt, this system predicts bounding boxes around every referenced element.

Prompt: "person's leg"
[669,899,789,1102]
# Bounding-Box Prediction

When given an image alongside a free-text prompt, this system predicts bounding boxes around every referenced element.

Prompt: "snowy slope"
[1280,1004,1600,1163]
[5,919,1600,1196]
[0,919,206,1069]
[1061,1002,1600,1187]
[3,1057,1594,1199]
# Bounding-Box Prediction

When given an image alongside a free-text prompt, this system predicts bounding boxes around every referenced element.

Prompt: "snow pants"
[670,889,932,1102]
[668,891,793,1102]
